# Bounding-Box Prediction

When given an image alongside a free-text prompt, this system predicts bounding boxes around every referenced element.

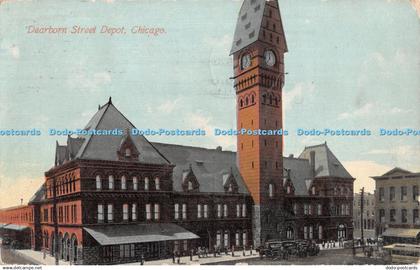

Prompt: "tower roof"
[230,0,288,55]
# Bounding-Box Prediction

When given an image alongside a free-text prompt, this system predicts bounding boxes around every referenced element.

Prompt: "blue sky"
[0,0,419,207]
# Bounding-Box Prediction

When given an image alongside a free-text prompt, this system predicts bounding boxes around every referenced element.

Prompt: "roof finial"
[189,163,192,170]
[108,96,112,104]
[98,104,101,110]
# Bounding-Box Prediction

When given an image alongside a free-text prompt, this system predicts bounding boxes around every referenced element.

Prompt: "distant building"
[353,192,375,239]
[372,168,420,244]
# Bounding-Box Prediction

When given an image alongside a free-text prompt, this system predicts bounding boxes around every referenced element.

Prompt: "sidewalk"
[13,249,70,265]
[124,250,259,265]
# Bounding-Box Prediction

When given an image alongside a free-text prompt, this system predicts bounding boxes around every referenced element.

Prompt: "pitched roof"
[230,0,288,55]
[298,143,353,179]
[152,143,249,194]
[382,167,413,176]
[283,157,312,196]
[28,184,46,204]
[53,99,170,166]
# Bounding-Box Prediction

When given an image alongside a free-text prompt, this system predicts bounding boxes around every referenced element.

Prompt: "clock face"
[264,50,276,66]
[241,54,251,69]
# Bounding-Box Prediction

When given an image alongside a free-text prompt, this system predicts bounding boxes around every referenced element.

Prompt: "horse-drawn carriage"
[258,240,320,260]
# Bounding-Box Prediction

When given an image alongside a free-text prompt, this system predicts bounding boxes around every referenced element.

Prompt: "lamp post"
[53,177,59,265]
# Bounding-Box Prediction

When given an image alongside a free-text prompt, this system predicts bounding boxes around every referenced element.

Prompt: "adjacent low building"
[353,192,376,239]
[372,168,420,244]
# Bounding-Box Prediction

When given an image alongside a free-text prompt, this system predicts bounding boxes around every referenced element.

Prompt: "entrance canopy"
[383,228,420,238]
[84,223,199,246]
[2,224,29,231]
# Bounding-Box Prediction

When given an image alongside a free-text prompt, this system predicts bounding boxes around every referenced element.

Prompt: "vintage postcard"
[0,0,419,267]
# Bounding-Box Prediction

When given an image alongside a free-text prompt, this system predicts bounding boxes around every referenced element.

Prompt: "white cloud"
[338,102,374,120]
[365,145,420,172]
[68,70,112,92]
[187,112,236,150]
[156,98,180,114]
[283,82,315,111]
[0,42,20,59]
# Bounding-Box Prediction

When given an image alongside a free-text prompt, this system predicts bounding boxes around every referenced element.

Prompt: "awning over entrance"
[2,224,29,231]
[382,228,420,238]
[84,223,199,246]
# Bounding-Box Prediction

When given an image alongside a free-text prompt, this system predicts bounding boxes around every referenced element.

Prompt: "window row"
[215,230,248,248]
[47,178,77,197]
[379,208,419,224]
[97,203,161,222]
[95,175,160,191]
[173,203,247,220]
[379,186,419,202]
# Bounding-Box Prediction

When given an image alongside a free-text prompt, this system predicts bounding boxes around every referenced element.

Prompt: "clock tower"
[230,0,288,246]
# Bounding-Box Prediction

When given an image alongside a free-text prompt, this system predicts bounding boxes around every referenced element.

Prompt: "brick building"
[0,0,354,264]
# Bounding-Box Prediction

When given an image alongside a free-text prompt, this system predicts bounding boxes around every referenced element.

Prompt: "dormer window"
[188,181,193,191]
[287,185,291,194]
[228,184,233,192]
[311,186,316,195]
[125,148,131,157]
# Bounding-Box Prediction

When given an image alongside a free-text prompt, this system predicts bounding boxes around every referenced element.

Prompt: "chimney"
[289,154,294,158]
[309,150,316,176]
[216,146,222,151]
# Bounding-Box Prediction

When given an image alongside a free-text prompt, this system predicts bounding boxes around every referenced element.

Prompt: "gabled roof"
[152,143,249,194]
[230,0,288,55]
[53,99,170,166]
[382,167,413,176]
[298,143,353,179]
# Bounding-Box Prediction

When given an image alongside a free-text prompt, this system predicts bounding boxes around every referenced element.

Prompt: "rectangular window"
[174,204,179,220]
[379,187,384,202]
[319,225,323,240]
[401,186,408,201]
[223,204,228,217]
[183,240,188,251]
[132,203,137,221]
[242,231,247,247]
[380,209,385,223]
[224,231,229,247]
[98,204,104,222]
[413,186,419,201]
[154,204,160,220]
[293,204,298,215]
[236,204,241,217]
[123,204,129,221]
[155,178,160,190]
[309,226,313,239]
[133,177,138,191]
[182,203,187,220]
[242,203,246,217]
[121,177,127,190]
[217,204,222,218]
[390,187,395,201]
[308,204,312,215]
[144,178,149,191]
[304,204,308,215]
[216,232,221,247]
[197,204,202,219]
[389,209,396,222]
[402,209,408,223]
[304,226,308,239]
[317,204,322,215]
[204,204,208,218]
[109,175,114,190]
[96,176,102,190]
[235,232,240,246]
[413,209,419,224]
[107,204,113,222]
[146,204,151,220]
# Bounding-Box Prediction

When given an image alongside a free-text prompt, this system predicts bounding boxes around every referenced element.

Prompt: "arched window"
[269,184,274,198]
[269,95,273,104]
[251,95,255,104]
[121,176,127,190]
[144,177,149,191]
[245,97,249,106]
[262,94,266,104]
[96,175,101,190]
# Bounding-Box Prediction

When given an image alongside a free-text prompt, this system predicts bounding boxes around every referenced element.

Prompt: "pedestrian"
[322,240,325,249]
[177,251,181,264]
[190,249,193,261]
[43,248,46,260]
[231,245,235,257]
[140,253,144,265]
[172,251,176,263]
[250,245,253,255]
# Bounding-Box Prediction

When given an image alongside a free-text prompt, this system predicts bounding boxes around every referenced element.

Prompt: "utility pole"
[53,177,59,265]
[360,188,364,247]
